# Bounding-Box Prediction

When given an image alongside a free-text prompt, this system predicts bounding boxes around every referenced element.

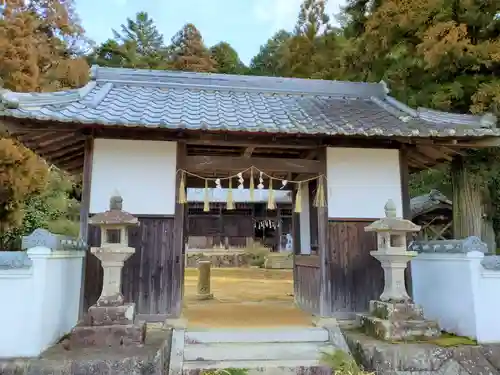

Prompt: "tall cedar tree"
[210,42,246,74]
[284,0,332,78]
[0,0,89,91]
[337,0,500,242]
[0,0,87,238]
[249,30,292,77]
[98,12,167,69]
[169,23,217,73]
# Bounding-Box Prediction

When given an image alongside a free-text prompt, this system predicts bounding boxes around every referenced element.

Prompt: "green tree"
[284,0,333,78]
[249,30,292,76]
[336,0,500,244]
[112,12,164,57]
[210,42,246,74]
[0,137,48,248]
[0,0,89,92]
[90,12,166,69]
[168,23,217,72]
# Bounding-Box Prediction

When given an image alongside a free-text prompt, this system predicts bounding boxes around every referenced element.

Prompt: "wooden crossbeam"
[184,155,324,174]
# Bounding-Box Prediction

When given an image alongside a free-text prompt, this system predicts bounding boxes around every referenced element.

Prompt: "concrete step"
[182,359,332,374]
[184,342,334,362]
[185,327,329,344]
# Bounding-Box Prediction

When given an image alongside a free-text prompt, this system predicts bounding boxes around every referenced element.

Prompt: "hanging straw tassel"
[267,178,276,210]
[249,168,255,201]
[203,179,210,212]
[227,178,235,210]
[294,182,302,213]
[177,171,187,204]
[313,175,326,208]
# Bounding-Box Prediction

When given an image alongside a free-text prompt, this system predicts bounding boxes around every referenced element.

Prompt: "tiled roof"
[0,66,498,138]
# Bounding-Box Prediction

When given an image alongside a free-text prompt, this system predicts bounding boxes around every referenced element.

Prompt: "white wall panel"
[326,147,402,218]
[90,139,177,215]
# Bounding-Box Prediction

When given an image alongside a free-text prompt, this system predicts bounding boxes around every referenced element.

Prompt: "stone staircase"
[171,327,336,374]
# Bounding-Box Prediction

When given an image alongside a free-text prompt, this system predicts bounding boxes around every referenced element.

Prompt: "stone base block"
[264,253,293,269]
[369,300,424,321]
[70,322,146,347]
[85,303,136,326]
[357,313,440,341]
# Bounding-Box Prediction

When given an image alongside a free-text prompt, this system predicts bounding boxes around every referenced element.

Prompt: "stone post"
[196,260,213,300]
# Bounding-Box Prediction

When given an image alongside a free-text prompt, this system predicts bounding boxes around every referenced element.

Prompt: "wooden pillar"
[399,145,411,221]
[317,147,330,317]
[79,136,94,241]
[79,135,94,317]
[172,142,187,318]
[399,145,412,296]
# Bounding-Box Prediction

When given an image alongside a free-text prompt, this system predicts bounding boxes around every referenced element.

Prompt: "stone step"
[185,327,329,344]
[182,359,331,375]
[184,342,334,362]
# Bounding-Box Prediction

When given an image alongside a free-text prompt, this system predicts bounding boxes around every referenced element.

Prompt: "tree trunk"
[451,155,483,239]
[481,186,496,253]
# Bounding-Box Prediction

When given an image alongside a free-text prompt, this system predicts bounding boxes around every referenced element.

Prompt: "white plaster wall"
[326,148,402,218]
[0,248,84,358]
[412,252,500,343]
[475,267,500,343]
[90,139,177,215]
[412,253,478,339]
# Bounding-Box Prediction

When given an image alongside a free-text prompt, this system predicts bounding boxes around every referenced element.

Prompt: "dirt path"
[183,268,312,328]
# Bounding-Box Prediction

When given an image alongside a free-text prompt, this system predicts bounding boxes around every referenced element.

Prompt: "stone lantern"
[357,199,440,341]
[89,194,139,307]
[71,195,146,348]
[365,199,420,302]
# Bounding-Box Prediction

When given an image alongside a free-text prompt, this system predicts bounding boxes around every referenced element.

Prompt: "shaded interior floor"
[183,267,312,328]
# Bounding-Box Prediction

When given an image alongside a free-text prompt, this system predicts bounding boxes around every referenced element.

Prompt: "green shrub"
[321,350,374,375]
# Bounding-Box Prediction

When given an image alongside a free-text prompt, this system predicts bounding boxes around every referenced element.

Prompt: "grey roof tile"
[0,66,498,138]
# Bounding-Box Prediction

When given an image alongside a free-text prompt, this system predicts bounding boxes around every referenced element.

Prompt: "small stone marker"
[196,260,213,300]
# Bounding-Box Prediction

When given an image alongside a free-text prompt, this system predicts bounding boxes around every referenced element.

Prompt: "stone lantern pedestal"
[356,200,440,341]
[70,195,146,348]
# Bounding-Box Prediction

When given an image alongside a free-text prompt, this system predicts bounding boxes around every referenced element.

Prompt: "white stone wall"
[326,147,402,218]
[0,243,85,358]
[412,251,500,343]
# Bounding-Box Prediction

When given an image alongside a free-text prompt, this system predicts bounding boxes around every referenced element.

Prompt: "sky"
[75,0,345,64]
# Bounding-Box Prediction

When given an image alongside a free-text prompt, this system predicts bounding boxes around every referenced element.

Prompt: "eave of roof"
[0,65,498,139]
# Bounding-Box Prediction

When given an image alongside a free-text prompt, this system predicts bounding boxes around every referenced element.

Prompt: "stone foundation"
[0,328,170,375]
[357,300,440,341]
[186,252,252,268]
[264,253,293,269]
[70,322,147,347]
[71,302,146,348]
[85,304,136,326]
[344,330,500,375]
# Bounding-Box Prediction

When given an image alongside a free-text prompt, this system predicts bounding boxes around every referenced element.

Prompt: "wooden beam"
[418,146,453,162]
[184,155,323,174]
[399,146,411,220]
[302,149,319,160]
[173,142,187,318]
[185,176,294,190]
[78,136,94,319]
[243,146,255,158]
[42,141,84,160]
